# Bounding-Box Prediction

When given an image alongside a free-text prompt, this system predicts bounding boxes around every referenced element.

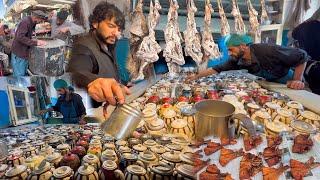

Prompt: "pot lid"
[144,103,157,110]
[33,160,51,175]
[179,152,194,164]
[57,143,70,150]
[171,119,188,129]
[103,143,115,149]
[5,165,27,177]
[180,105,196,116]
[78,163,95,175]
[291,120,316,133]
[276,108,293,118]
[92,136,102,140]
[139,151,157,162]
[142,108,157,118]
[171,137,190,146]
[115,140,127,147]
[46,152,62,162]
[83,154,99,163]
[162,109,176,118]
[133,144,147,152]
[122,153,138,160]
[126,165,146,175]
[53,166,73,178]
[147,119,165,131]
[161,151,181,163]
[165,143,183,151]
[254,110,271,119]
[0,164,8,172]
[83,130,92,135]
[176,164,196,179]
[247,103,260,109]
[151,145,166,154]
[102,135,114,142]
[265,102,281,109]
[301,111,320,121]
[265,121,290,133]
[287,101,303,109]
[118,146,131,153]
[143,139,157,148]
[149,164,174,175]
[102,160,117,170]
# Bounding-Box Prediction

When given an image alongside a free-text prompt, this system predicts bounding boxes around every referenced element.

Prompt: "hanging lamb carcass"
[133,0,162,81]
[202,0,221,60]
[183,0,203,65]
[163,0,185,77]
[231,0,246,34]
[247,0,261,38]
[260,0,270,25]
[217,0,230,37]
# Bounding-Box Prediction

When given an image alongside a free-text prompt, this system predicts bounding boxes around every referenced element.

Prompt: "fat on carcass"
[183,0,203,65]
[217,0,230,37]
[202,0,221,61]
[260,0,269,25]
[247,0,261,38]
[163,0,185,77]
[134,0,162,81]
[231,0,246,34]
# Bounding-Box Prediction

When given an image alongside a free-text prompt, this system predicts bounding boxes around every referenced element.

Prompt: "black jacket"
[53,93,86,117]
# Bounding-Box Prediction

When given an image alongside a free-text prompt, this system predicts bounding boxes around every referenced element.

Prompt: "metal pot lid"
[138,151,157,162]
[0,164,8,172]
[265,121,290,133]
[255,110,271,119]
[301,111,320,121]
[149,164,174,175]
[33,161,51,175]
[171,119,188,129]
[176,164,196,179]
[265,102,281,109]
[133,144,147,152]
[165,143,183,151]
[247,103,260,109]
[103,143,116,149]
[291,120,316,133]
[179,152,194,164]
[126,165,146,175]
[78,163,95,175]
[122,153,138,160]
[276,108,293,118]
[53,166,72,178]
[5,165,27,177]
[46,152,62,162]
[83,154,99,163]
[162,109,176,119]
[287,101,303,109]
[180,105,196,116]
[161,151,181,163]
[143,139,157,148]
[151,145,166,154]
[115,140,127,147]
[102,160,117,170]
[57,143,70,150]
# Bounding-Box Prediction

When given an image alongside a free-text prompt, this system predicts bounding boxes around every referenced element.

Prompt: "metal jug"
[101,103,142,140]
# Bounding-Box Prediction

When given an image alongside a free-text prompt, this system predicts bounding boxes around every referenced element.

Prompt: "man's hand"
[287,80,305,90]
[88,78,131,105]
[58,27,70,34]
[37,40,47,46]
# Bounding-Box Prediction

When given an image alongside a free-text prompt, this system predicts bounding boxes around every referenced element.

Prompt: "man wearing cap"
[50,10,85,41]
[187,34,309,90]
[11,10,48,76]
[39,79,86,124]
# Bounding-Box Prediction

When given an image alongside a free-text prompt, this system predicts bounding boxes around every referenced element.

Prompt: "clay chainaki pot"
[297,111,320,127]
[5,164,30,180]
[56,144,71,156]
[103,143,116,151]
[273,108,295,125]
[121,165,149,180]
[59,152,80,172]
[71,146,87,160]
[27,160,53,180]
[161,151,181,167]
[285,101,304,117]
[143,139,158,149]
[99,160,123,180]
[150,145,167,155]
[148,164,175,179]
[7,150,25,167]
[52,166,74,180]
[115,140,128,149]
[45,152,62,168]
[147,95,160,104]
[76,140,89,150]
[0,164,8,179]
[119,153,138,172]
[82,154,101,171]
[24,155,45,171]
[101,149,119,164]
[132,144,148,154]
[175,164,196,180]
[74,163,99,180]
[137,151,159,169]
[128,138,142,148]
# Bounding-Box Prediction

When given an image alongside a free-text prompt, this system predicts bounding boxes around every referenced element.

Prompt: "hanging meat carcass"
[202,0,221,61]
[246,0,261,38]
[163,0,185,77]
[183,0,203,65]
[217,0,230,37]
[231,0,246,34]
[127,0,149,80]
[133,0,162,81]
[260,0,269,25]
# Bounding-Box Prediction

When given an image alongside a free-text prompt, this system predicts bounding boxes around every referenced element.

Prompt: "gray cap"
[32,10,48,19]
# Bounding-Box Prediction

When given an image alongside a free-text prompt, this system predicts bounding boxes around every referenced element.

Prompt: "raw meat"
[260,0,269,25]
[219,148,243,167]
[231,0,246,34]
[246,0,261,38]
[217,0,230,36]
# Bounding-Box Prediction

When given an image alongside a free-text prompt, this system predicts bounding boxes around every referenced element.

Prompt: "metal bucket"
[101,103,142,140]
[194,100,236,139]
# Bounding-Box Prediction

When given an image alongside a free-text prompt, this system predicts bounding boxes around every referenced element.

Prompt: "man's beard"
[96,27,116,45]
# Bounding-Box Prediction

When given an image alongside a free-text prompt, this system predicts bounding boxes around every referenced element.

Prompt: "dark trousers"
[305,62,320,95]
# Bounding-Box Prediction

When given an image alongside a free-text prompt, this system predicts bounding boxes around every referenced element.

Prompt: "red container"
[177,96,189,102]
[147,95,160,104]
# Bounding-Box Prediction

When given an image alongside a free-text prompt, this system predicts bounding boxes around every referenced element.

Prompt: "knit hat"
[53,79,68,90]
[226,34,253,47]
